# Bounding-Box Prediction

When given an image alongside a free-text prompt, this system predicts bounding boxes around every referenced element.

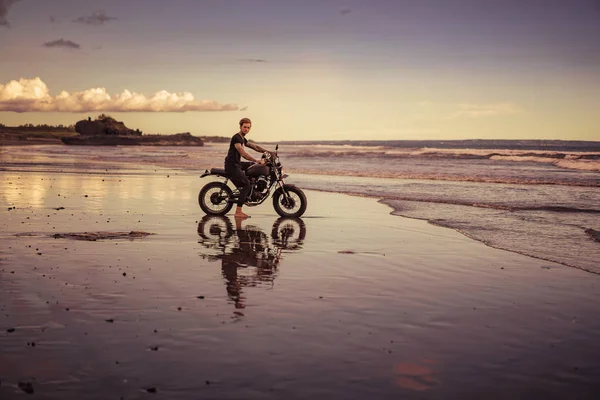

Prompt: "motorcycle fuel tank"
[246,164,269,177]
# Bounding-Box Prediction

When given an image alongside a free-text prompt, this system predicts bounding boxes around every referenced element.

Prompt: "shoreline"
[2,152,598,273]
[274,183,600,274]
[0,133,218,146]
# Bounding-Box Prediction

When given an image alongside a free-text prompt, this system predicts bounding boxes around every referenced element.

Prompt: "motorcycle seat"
[210,168,228,176]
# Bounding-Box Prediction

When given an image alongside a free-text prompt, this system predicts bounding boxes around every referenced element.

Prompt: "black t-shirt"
[224,133,248,167]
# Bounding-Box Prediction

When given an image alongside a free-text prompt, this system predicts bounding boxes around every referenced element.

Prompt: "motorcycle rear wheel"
[199,182,234,216]
[273,186,307,218]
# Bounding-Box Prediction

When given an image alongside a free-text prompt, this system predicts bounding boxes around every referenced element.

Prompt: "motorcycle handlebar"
[261,151,278,162]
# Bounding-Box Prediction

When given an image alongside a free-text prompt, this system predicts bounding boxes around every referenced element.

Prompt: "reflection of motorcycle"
[197,215,306,309]
[198,145,308,218]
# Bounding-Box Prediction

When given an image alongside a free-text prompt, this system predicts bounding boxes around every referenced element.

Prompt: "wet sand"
[1,169,600,399]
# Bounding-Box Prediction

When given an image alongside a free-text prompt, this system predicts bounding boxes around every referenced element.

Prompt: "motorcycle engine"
[249,177,269,201]
[255,176,268,192]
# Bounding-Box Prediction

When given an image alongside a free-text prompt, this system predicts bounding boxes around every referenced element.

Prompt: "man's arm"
[246,141,268,153]
[234,143,262,163]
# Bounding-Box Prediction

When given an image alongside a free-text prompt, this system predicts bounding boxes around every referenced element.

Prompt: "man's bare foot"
[234,212,250,219]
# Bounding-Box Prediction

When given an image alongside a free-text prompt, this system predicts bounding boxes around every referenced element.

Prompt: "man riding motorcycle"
[224,117,275,219]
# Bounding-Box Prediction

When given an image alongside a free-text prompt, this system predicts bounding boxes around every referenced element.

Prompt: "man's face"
[241,123,251,135]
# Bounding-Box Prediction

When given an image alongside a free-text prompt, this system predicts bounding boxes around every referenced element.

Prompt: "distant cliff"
[62,132,204,146]
[62,115,204,146]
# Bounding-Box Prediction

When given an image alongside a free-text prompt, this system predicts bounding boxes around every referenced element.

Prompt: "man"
[224,117,272,219]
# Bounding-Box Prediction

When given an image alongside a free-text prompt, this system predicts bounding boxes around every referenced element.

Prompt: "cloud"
[0,0,21,27]
[244,58,267,63]
[340,9,352,16]
[0,77,240,113]
[73,11,116,26]
[43,39,81,49]
[450,103,524,118]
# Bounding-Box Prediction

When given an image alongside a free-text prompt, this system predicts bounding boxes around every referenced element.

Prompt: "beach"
[3,0,600,396]
[2,160,600,399]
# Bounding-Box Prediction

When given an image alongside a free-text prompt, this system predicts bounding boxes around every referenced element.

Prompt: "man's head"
[239,118,252,136]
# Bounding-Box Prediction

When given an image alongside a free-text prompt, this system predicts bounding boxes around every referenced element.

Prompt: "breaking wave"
[284,147,600,172]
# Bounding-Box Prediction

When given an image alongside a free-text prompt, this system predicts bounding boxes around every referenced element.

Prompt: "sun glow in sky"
[1,0,599,141]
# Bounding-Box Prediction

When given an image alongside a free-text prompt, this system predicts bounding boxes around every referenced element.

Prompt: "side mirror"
[275,144,279,151]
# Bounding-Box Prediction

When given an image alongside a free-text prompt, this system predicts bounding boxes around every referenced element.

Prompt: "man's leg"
[237,161,255,216]
[240,161,254,172]
[227,166,251,218]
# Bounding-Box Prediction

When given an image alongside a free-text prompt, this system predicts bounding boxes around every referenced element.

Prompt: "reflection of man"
[221,258,246,309]
[221,217,279,309]
[197,215,306,312]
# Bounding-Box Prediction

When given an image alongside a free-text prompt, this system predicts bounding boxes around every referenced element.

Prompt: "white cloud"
[0,77,240,113]
[450,103,524,118]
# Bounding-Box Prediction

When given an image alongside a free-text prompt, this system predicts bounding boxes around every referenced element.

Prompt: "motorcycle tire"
[199,182,234,216]
[273,185,307,218]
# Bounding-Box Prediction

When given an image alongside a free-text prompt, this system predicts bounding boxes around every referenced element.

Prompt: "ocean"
[1,140,599,274]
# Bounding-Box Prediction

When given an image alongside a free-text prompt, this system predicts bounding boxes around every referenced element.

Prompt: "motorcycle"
[198,145,308,218]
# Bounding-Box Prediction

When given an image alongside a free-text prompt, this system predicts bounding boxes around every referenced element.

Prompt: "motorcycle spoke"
[203,187,230,213]
[277,190,301,213]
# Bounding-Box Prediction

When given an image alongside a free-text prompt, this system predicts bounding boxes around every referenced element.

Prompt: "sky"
[1,0,599,142]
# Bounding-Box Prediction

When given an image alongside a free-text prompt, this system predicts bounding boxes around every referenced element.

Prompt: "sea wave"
[553,159,600,172]
[285,167,600,187]
[490,155,600,171]
[299,185,600,214]
[284,146,600,172]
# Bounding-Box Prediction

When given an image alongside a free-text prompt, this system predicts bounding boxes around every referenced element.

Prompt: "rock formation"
[64,114,203,146]
[74,115,141,136]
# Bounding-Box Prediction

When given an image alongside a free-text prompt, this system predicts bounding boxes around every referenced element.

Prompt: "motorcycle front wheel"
[273,186,307,218]
[199,182,234,216]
